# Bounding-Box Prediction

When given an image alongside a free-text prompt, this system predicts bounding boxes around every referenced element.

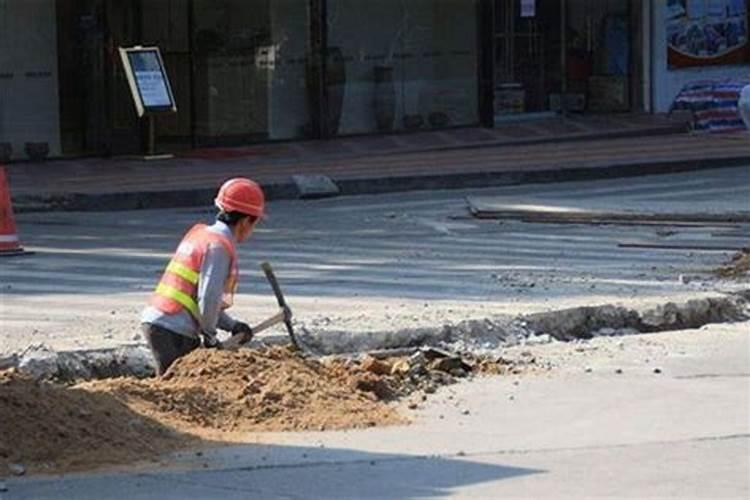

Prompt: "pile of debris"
[332,347,539,402]
[1,344,538,476]
[82,346,405,434]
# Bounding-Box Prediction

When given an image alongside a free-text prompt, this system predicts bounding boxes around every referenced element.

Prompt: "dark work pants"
[142,323,201,376]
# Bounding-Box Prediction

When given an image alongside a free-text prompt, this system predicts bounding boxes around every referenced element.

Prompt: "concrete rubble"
[15,344,155,381]
[7,291,748,382]
[299,291,750,357]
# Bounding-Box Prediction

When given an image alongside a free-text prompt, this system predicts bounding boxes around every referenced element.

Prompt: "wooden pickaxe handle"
[221,308,287,350]
[261,262,300,350]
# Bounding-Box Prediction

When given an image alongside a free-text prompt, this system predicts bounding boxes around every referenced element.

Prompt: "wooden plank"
[617,240,747,251]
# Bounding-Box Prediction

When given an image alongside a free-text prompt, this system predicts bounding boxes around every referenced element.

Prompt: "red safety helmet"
[214,178,265,218]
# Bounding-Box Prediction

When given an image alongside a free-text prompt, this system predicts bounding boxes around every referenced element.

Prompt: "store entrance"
[57,0,313,157]
[493,0,562,118]
[492,0,637,121]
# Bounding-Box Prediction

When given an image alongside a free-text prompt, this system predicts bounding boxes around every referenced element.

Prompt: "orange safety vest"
[150,224,239,322]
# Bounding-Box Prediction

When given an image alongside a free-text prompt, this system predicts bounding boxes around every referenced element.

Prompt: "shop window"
[327,0,480,135]
[566,0,633,113]
[192,0,310,144]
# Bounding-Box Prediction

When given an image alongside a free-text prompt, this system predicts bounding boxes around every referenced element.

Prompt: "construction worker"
[140,178,264,375]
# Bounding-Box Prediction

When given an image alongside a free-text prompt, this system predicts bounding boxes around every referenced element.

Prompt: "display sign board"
[119,46,177,117]
[666,0,749,68]
[520,0,536,18]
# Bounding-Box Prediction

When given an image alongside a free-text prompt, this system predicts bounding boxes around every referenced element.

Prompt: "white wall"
[0,0,61,160]
[651,0,750,113]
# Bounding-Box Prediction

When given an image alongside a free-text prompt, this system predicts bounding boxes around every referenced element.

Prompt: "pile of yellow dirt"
[82,346,405,434]
[1,345,531,475]
[0,368,187,475]
[0,346,406,475]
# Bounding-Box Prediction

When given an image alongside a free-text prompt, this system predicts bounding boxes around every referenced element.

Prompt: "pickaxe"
[221,262,300,350]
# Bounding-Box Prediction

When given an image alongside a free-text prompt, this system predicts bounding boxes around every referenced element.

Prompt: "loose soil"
[81,346,406,435]
[1,345,537,476]
[0,368,188,476]
[0,346,403,476]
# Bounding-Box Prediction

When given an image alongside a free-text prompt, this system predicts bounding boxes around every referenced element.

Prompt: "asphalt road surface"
[2,167,748,355]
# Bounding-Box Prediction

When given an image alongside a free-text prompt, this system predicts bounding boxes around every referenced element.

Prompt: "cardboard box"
[588,76,629,112]
[494,86,525,114]
[549,93,586,112]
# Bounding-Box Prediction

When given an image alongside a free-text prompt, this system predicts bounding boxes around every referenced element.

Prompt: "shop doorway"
[491,0,638,121]
[57,0,313,157]
[493,0,562,117]
[57,0,110,156]
[565,0,635,114]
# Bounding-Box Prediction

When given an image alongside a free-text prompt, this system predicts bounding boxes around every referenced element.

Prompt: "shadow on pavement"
[5,443,542,499]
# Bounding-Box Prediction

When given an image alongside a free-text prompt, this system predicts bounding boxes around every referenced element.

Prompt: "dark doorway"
[493,0,563,117]
[57,0,110,156]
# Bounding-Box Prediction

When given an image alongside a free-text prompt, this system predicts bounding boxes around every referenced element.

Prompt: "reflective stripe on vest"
[150,224,238,321]
[155,283,200,318]
[166,260,199,285]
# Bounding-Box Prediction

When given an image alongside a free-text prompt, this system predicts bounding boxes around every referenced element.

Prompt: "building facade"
[0,0,747,161]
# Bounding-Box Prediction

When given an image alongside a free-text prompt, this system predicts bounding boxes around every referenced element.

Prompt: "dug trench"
[1,253,747,477]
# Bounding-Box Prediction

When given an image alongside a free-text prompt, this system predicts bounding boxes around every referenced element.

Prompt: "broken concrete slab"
[361,355,392,376]
[299,292,749,355]
[6,292,748,382]
[7,464,26,477]
[291,174,340,199]
[0,354,17,371]
[430,356,472,374]
[14,345,155,381]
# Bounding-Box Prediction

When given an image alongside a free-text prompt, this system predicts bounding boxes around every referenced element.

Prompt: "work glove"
[230,321,254,343]
[201,331,222,349]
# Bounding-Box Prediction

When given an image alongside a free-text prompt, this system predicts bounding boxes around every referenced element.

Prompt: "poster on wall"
[667,0,749,68]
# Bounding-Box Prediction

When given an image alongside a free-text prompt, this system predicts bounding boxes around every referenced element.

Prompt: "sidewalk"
[5,112,750,212]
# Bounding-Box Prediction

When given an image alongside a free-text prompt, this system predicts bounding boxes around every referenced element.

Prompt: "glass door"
[327,0,480,135]
[191,0,311,146]
[56,0,109,156]
[493,0,563,117]
[141,0,192,149]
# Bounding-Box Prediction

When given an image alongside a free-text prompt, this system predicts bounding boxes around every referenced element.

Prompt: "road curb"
[11,155,750,213]
[299,291,750,355]
[8,291,748,380]
[372,124,689,158]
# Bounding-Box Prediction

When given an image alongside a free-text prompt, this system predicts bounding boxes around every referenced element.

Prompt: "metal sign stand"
[143,115,172,161]
[119,46,177,161]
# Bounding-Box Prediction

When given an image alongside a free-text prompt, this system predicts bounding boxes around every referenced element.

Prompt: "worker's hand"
[231,321,253,342]
[202,331,222,349]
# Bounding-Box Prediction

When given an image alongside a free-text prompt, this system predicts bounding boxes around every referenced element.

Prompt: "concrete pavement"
[1,154,749,498]
[3,322,747,499]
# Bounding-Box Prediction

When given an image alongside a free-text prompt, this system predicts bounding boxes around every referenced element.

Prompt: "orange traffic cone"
[0,166,26,256]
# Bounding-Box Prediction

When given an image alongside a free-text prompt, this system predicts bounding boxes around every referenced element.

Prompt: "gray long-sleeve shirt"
[141,221,238,339]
